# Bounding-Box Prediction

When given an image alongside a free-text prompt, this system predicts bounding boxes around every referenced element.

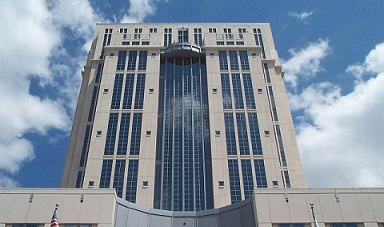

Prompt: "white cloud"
[0,0,102,184]
[289,43,384,187]
[0,174,20,188]
[121,0,158,23]
[282,39,331,89]
[289,11,313,23]
[346,42,384,81]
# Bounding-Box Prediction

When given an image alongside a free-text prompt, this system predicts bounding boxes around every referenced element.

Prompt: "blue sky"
[0,0,383,188]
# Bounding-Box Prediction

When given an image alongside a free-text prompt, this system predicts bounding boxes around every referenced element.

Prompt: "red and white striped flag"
[51,207,59,227]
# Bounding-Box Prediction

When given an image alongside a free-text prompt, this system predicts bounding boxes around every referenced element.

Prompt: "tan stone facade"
[61,23,306,210]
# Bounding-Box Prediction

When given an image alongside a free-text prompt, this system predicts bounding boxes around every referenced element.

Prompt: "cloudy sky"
[0,0,383,188]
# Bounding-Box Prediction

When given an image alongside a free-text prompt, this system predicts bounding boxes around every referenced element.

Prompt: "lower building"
[1,188,383,227]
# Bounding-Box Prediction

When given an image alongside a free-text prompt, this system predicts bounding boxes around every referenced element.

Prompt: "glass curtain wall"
[154,56,213,211]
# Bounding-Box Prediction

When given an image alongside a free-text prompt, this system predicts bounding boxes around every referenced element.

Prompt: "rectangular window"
[254,160,267,188]
[239,51,250,70]
[216,41,224,45]
[113,160,126,198]
[116,51,127,70]
[87,86,98,121]
[264,64,271,83]
[141,41,150,45]
[284,170,291,188]
[248,113,263,155]
[229,51,239,70]
[276,125,287,167]
[228,159,242,204]
[116,113,130,155]
[178,28,188,43]
[194,28,203,46]
[236,112,250,155]
[130,113,143,155]
[241,159,254,198]
[79,125,92,167]
[138,51,147,70]
[122,74,135,109]
[99,159,113,188]
[127,51,137,70]
[242,74,256,109]
[75,171,83,188]
[220,73,232,109]
[231,73,244,109]
[104,113,119,155]
[126,160,139,202]
[164,28,172,46]
[95,63,103,83]
[110,74,124,109]
[218,51,228,71]
[268,86,279,121]
[134,74,146,109]
[224,113,237,155]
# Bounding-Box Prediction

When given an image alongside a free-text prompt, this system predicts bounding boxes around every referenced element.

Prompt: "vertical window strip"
[138,51,147,70]
[129,113,143,155]
[122,74,135,109]
[104,113,119,155]
[284,170,291,188]
[173,58,183,211]
[88,86,98,121]
[80,125,92,167]
[75,171,83,188]
[127,51,137,70]
[275,125,287,167]
[239,51,250,70]
[264,63,271,83]
[248,113,263,155]
[110,74,124,109]
[113,160,126,198]
[218,51,228,71]
[161,58,174,211]
[116,113,131,155]
[99,159,113,188]
[126,160,139,202]
[254,159,267,188]
[95,63,103,83]
[242,74,256,109]
[229,51,239,70]
[236,113,250,155]
[221,74,232,109]
[241,160,254,199]
[134,74,146,109]
[192,57,205,211]
[183,58,194,211]
[268,86,279,121]
[116,51,127,70]
[224,113,237,155]
[232,73,244,109]
[258,33,266,59]
[228,159,242,204]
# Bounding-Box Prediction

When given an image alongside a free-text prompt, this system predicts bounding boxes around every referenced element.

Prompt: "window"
[215,130,221,136]
[99,159,113,188]
[231,73,244,109]
[149,88,154,93]
[194,28,203,46]
[226,41,234,45]
[178,28,188,43]
[239,51,250,70]
[142,41,150,45]
[330,224,359,227]
[96,131,102,136]
[224,113,237,155]
[116,51,127,70]
[238,28,246,33]
[110,74,124,109]
[218,51,228,70]
[130,113,143,155]
[134,74,146,109]
[146,131,151,136]
[104,113,119,155]
[254,159,267,188]
[164,28,172,46]
[134,28,142,33]
[257,88,262,94]
[132,41,139,45]
[241,159,254,198]
[149,28,157,33]
[126,160,139,202]
[127,51,137,70]
[103,88,109,93]
[284,170,291,188]
[264,130,270,136]
[243,74,256,109]
[143,181,149,187]
[151,52,156,57]
[229,51,239,70]
[216,41,224,45]
[251,52,257,58]
[212,88,218,94]
[236,113,250,155]
[272,181,278,187]
[122,74,134,109]
[138,51,148,70]
[221,74,232,109]
[122,41,130,45]
[113,160,126,197]
[248,113,263,155]
[236,41,244,45]
[228,159,241,204]
[218,181,225,187]
[116,113,130,155]
[209,28,217,33]
[120,28,127,33]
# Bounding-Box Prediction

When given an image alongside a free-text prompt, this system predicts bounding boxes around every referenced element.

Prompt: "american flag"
[51,208,59,227]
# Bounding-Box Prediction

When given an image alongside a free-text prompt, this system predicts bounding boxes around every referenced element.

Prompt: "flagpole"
[51,203,60,227]
[310,202,319,227]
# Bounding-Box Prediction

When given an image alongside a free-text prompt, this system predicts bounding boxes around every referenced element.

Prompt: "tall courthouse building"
[61,23,305,210]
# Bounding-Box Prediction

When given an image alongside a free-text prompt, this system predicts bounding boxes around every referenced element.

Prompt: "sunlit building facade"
[61,23,306,211]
